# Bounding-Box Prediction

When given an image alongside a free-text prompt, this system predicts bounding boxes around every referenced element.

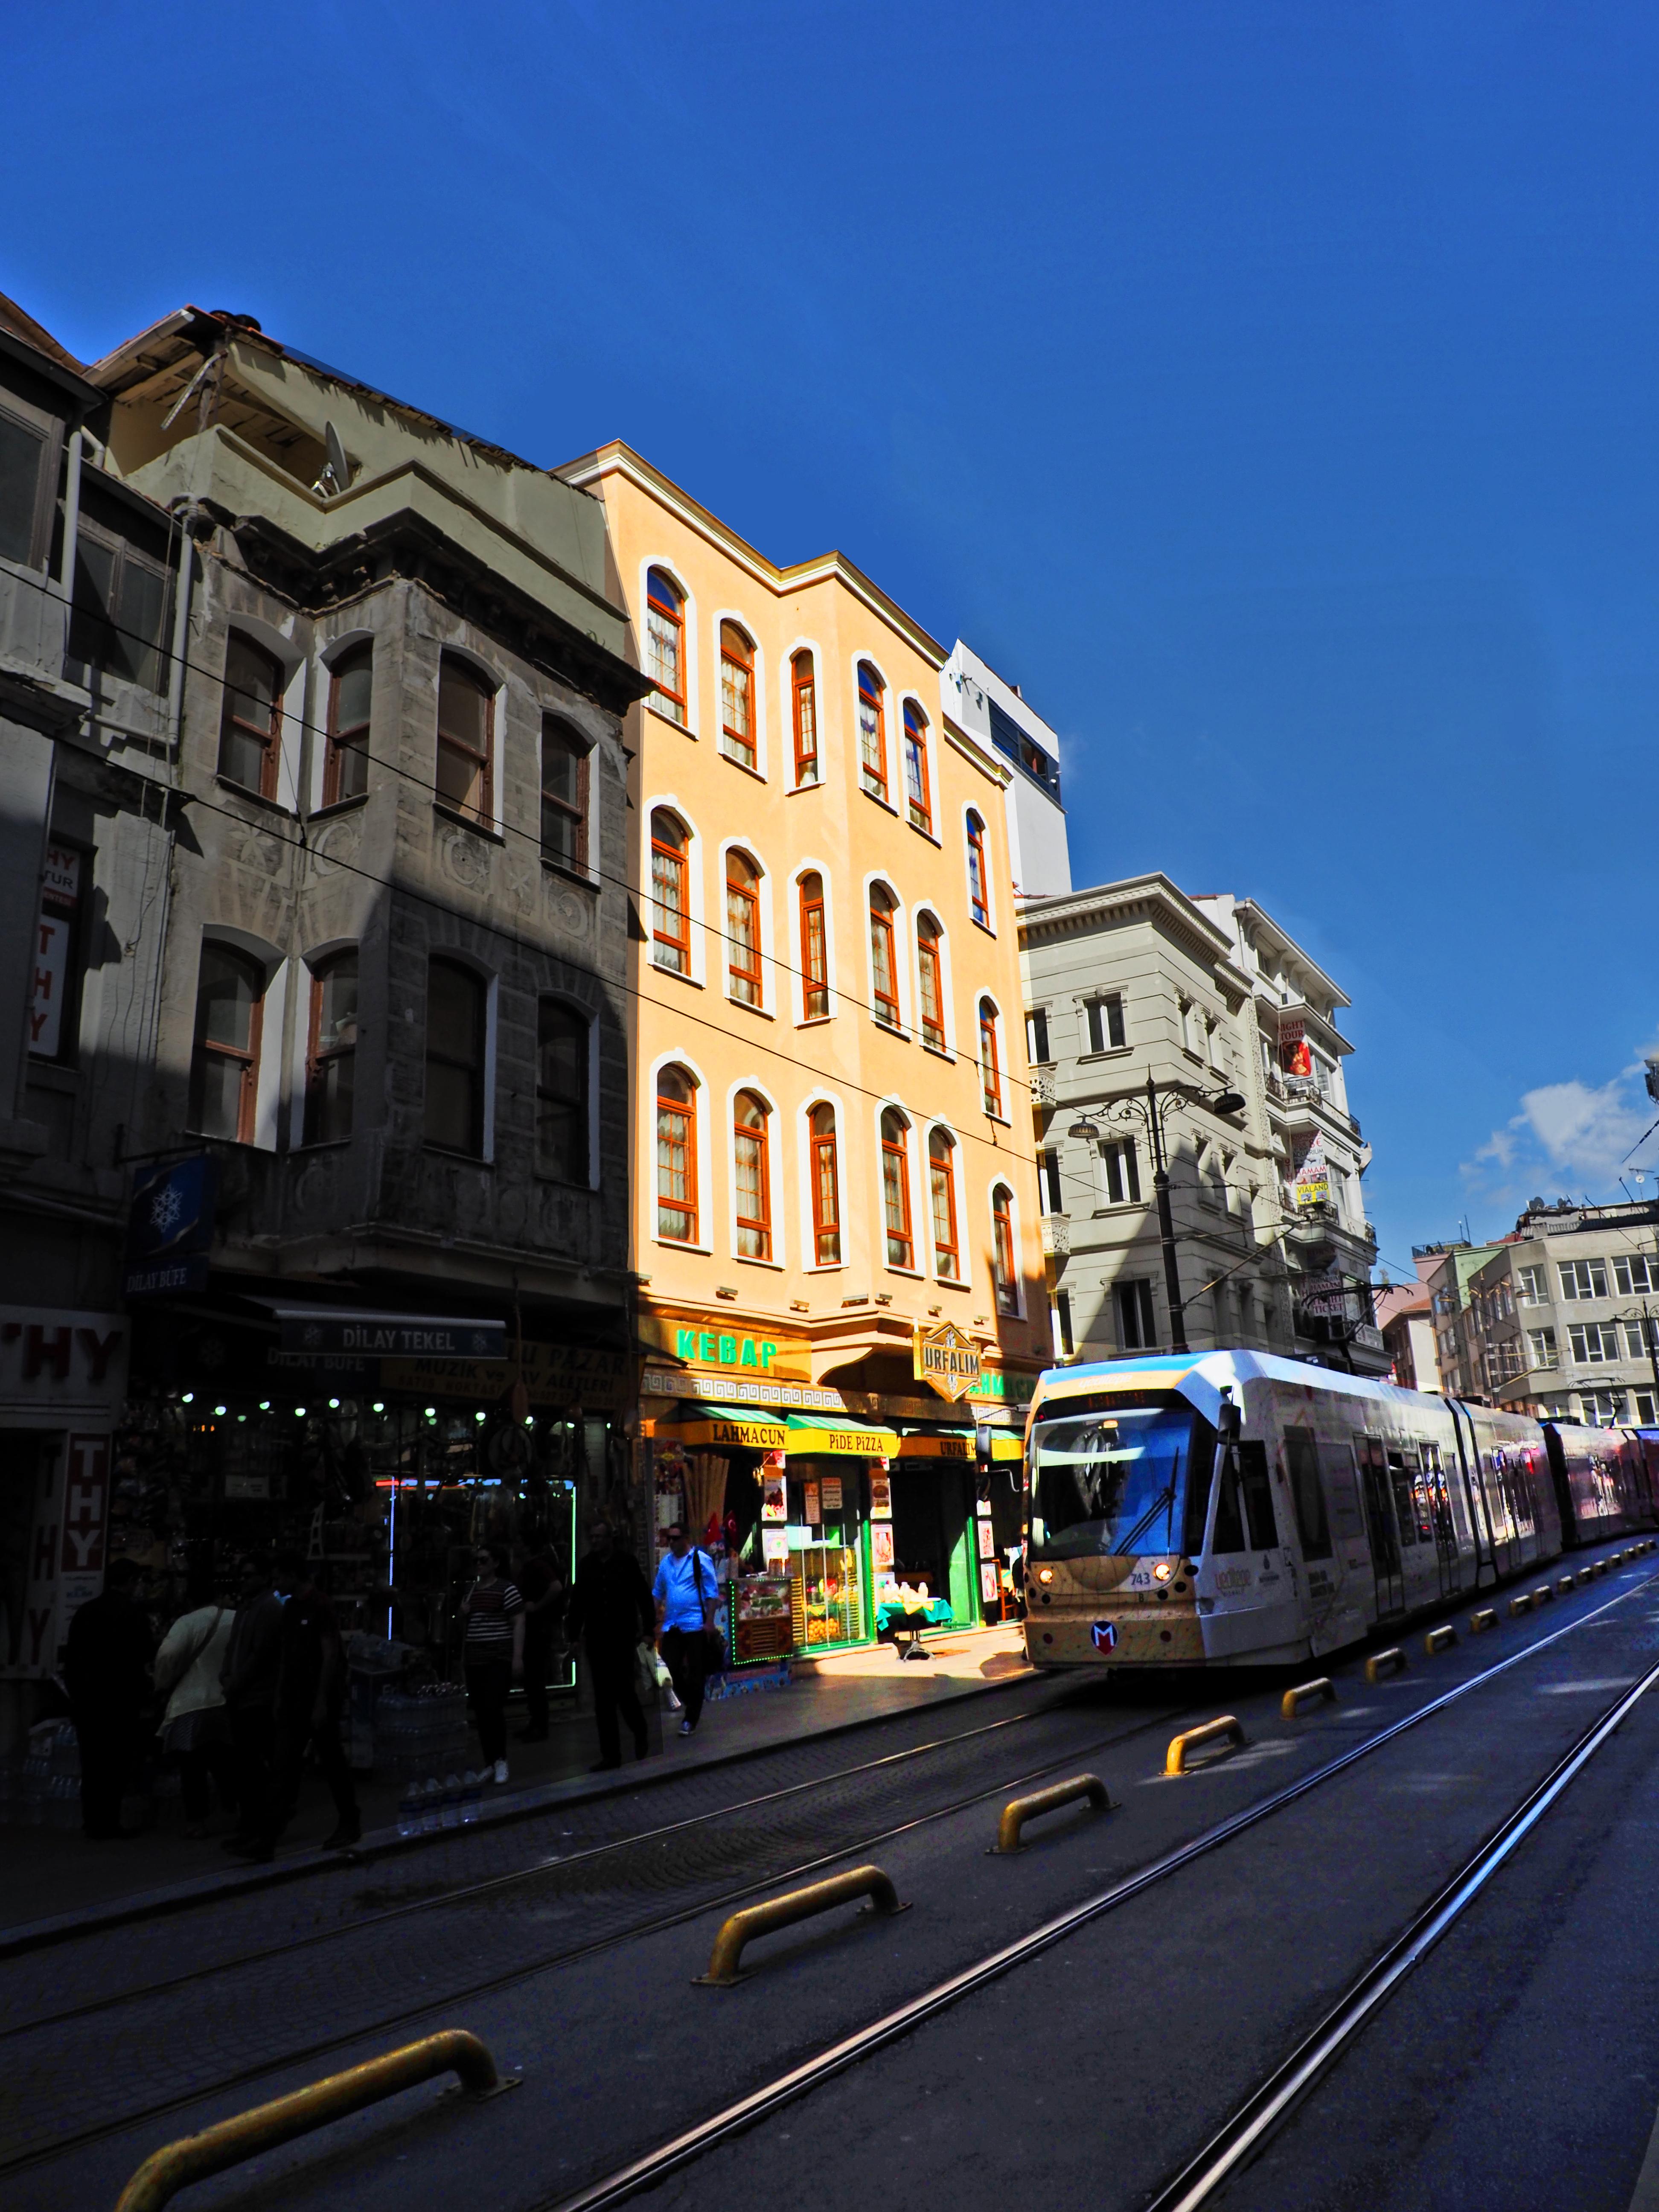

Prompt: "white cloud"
[1518,1079,1651,1181]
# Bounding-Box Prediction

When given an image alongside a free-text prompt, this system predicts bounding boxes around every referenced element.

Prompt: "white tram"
[1022,1351,1658,1672]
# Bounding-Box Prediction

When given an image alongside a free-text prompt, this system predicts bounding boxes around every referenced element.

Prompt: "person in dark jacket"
[63,1557,153,1839]
[515,1545,565,1744]
[562,1520,655,1771]
[227,1548,359,1861]
[219,1555,284,1850]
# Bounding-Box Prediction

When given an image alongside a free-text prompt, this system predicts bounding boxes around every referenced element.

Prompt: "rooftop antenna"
[314,420,353,498]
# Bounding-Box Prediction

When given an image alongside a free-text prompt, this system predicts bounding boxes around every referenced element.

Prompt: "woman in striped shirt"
[460,1543,524,1782]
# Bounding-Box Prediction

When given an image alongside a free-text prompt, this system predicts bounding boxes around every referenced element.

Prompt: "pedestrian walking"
[153,1566,236,1837]
[219,1555,284,1850]
[63,1556,152,1840]
[460,1542,524,1782]
[564,1519,655,1771]
[515,1544,565,1744]
[228,1548,358,1861]
[653,1522,720,1739]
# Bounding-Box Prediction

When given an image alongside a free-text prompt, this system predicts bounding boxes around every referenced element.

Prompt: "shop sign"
[869,1473,892,1519]
[964,1368,1035,1408]
[125,1154,218,1298]
[762,1526,790,1567]
[29,844,79,1059]
[382,1338,629,1409]
[912,1321,983,1402]
[872,1523,895,1569]
[821,1476,844,1512]
[1293,1134,1330,1209]
[656,1416,788,1451]
[9,1432,109,1679]
[761,1473,787,1522]
[0,1307,126,1412]
[803,1481,821,1525]
[638,1307,810,1381]
[278,1309,506,1359]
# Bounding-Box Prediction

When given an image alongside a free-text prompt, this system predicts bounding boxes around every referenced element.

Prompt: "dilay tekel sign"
[274,1308,506,1360]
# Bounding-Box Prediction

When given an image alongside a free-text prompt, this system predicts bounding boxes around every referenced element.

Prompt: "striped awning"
[649,1406,788,1449]
[895,1428,1024,1463]
[784,1412,902,1457]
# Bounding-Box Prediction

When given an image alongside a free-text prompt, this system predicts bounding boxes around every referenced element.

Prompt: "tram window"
[1238,1441,1278,1551]
[1386,1450,1420,1546]
[1182,1415,1220,1557]
[1211,1452,1247,1552]
[1284,1431,1333,1560]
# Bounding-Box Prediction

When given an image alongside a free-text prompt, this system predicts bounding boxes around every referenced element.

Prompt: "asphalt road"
[13,1546,1659,2212]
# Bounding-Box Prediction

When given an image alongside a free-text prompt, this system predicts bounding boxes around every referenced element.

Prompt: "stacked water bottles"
[4,1720,82,1828]
[375,1683,490,1839]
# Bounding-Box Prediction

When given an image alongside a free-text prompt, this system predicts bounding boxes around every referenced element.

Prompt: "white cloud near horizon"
[1465,1059,1659,1205]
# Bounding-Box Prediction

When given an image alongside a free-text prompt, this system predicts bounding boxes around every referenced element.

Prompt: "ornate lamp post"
[1070,1069,1247,1356]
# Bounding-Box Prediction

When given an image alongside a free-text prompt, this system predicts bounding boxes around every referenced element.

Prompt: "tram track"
[16,1554,1655,2203]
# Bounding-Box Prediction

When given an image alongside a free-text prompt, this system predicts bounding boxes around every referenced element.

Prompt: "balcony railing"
[1039,1212,1070,1257]
[1029,1063,1057,1106]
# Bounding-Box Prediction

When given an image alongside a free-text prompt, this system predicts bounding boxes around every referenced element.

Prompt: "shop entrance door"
[891,1462,973,1626]
[787,1466,867,1649]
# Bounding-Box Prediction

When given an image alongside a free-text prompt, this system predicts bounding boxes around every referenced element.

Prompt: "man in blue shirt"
[652,1522,719,1737]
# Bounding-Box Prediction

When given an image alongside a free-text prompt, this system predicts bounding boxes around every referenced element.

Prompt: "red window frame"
[190,941,265,1143]
[540,717,590,873]
[733,1090,771,1259]
[881,1109,913,1269]
[323,643,372,806]
[928,1130,960,1280]
[218,634,283,801]
[966,812,990,928]
[902,701,932,833]
[656,1067,697,1243]
[978,1000,1003,1115]
[304,951,357,1145]
[720,621,756,769]
[916,917,945,1050]
[858,662,888,801]
[726,849,763,1006]
[809,1101,841,1265]
[869,886,900,1027]
[800,872,829,1019]
[646,568,687,724]
[650,810,691,974]
[436,656,494,825]
[792,649,818,783]
[992,1186,1018,1314]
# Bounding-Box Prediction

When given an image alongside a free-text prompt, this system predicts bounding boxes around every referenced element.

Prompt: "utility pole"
[1144,1071,1189,1355]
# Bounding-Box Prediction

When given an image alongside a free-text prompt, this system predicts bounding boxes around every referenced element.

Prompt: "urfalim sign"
[912,1321,983,1402]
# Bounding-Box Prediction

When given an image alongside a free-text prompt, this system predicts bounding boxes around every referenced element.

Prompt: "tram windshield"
[1028,1392,1210,1560]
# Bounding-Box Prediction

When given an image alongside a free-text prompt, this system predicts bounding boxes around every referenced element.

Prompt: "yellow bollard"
[1469,1607,1497,1634]
[696,1865,907,1986]
[1281,1677,1338,1720]
[1165,1716,1246,1775]
[1423,1624,1457,1656]
[993,1774,1112,1852]
[1365,1647,1407,1684]
[1510,1592,1533,1616]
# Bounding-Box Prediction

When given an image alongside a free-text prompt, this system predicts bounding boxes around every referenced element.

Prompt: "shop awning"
[651,1406,788,1449]
[895,1428,1025,1462]
[784,1412,901,1457]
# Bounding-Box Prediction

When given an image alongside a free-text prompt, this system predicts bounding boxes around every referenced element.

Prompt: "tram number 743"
[1091,1621,1118,1653]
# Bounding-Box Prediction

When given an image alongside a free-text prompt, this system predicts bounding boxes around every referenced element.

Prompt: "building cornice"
[1019,873,1239,981]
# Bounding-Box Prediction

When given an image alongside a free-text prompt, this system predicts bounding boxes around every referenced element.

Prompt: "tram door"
[1421,1444,1460,1600]
[1354,1436,1405,1618]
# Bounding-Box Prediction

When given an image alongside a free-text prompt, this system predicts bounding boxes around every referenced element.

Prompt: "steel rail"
[530,1562,1659,2212]
[1140,1654,1659,2212]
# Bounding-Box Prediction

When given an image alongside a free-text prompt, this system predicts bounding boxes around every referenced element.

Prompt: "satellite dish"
[323,420,352,494]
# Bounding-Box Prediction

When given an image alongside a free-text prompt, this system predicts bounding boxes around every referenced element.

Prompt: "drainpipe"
[57,425,82,652]
[166,506,196,753]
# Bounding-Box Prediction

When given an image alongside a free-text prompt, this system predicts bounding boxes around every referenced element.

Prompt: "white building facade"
[942,641,1070,899]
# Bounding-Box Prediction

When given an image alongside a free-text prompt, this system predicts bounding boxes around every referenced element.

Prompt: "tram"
[1022,1350,1659,1672]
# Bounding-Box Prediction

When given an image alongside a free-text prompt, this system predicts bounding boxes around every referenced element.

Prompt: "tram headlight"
[1153,1562,1173,1582]
[1037,1567,1054,1585]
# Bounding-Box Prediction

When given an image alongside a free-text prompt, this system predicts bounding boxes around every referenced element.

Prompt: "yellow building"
[556,443,1047,1657]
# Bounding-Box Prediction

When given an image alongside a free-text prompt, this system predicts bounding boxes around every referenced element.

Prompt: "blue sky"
[6,1,1657,1274]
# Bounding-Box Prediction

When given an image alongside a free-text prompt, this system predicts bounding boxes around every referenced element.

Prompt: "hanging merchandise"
[1293,1132,1330,1208]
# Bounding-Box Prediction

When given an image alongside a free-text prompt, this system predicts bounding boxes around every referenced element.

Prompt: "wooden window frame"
[436,656,495,827]
[992,1185,1018,1314]
[0,389,63,572]
[809,1102,841,1265]
[303,951,357,1146]
[799,873,830,1020]
[733,1091,772,1260]
[540,718,591,873]
[646,569,687,724]
[857,663,888,801]
[655,1068,698,1244]
[966,812,990,929]
[218,634,284,801]
[869,886,901,1028]
[929,1131,960,1281]
[70,517,173,692]
[978,1001,1003,1115]
[536,998,591,1184]
[902,703,932,833]
[190,942,265,1145]
[792,649,818,783]
[650,811,692,975]
[719,622,757,770]
[323,644,373,806]
[881,1109,914,1269]
[726,849,763,1007]
[916,917,946,1051]
[423,957,486,1157]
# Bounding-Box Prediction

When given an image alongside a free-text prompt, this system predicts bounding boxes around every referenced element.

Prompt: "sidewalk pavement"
[1,1624,1030,1941]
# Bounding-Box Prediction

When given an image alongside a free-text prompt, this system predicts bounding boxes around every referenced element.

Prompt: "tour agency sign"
[912,1321,983,1403]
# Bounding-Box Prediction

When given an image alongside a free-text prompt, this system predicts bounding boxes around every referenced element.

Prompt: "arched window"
[537,1000,589,1183]
[978,998,1003,1115]
[646,568,686,724]
[650,809,691,974]
[868,884,900,1027]
[881,1108,913,1268]
[436,655,493,824]
[725,849,762,1006]
[809,1102,841,1264]
[656,1066,697,1242]
[219,634,283,799]
[857,662,887,801]
[928,1129,960,1280]
[541,717,590,873]
[190,941,265,1142]
[324,644,372,805]
[304,950,357,1145]
[799,872,829,1019]
[733,1090,771,1259]
[966,811,990,929]
[719,621,755,769]
[792,649,818,783]
[915,914,946,1051]
[992,1185,1018,1314]
[902,701,931,834]
[424,958,486,1155]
